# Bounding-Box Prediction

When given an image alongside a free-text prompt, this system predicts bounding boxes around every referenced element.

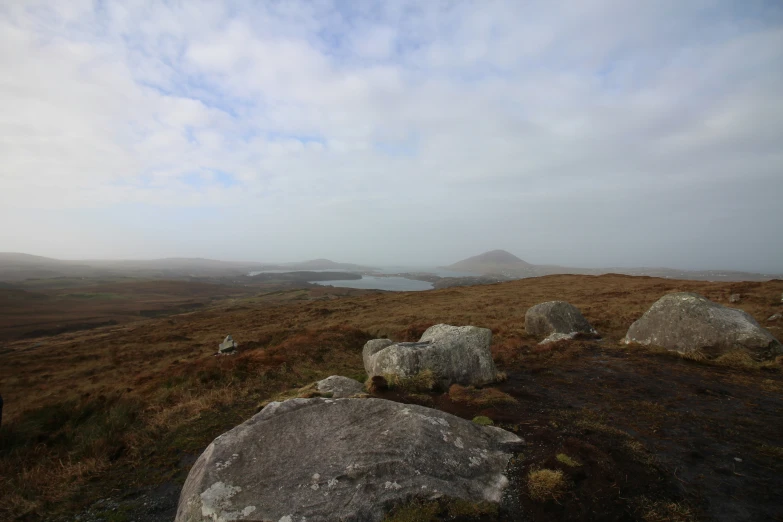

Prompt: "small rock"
[525,301,598,339]
[315,376,365,398]
[768,313,781,322]
[538,332,579,345]
[734,457,743,463]
[219,335,237,353]
[729,294,741,303]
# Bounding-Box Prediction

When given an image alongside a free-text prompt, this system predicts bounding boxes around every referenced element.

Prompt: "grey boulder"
[623,292,782,359]
[219,335,237,353]
[363,324,499,387]
[175,397,522,522]
[524,301,598,339]
[729,293,741,303]
[315,375,365,398]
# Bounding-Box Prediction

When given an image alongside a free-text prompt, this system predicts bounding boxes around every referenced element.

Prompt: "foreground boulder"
[624,292,782,359]
[525,301,598,339]
[315,375,365,398]
[175,398,522,522]
[363,324,498,387]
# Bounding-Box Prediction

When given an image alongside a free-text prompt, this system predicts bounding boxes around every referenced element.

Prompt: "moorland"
[0,271,782,521]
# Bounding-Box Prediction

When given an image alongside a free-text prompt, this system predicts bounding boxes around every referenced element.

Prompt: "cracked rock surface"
[175,397,522,522]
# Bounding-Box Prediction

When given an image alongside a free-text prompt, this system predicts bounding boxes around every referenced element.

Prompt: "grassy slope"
[0,274,782,520]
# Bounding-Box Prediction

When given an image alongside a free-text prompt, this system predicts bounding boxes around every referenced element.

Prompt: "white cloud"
[0,1,781,271]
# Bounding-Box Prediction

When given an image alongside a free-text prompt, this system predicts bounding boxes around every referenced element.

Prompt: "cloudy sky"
[1,1,782,272]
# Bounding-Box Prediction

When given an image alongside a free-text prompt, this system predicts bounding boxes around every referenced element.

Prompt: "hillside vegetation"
[1,274,782,521]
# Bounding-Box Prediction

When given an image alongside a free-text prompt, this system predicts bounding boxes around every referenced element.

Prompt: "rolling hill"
[442,249,538,277]
[442,250,782,282]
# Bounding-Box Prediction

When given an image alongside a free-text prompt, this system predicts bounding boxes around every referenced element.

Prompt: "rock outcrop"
[624,292,782,359]
[315,375,365,398]
[175,397,522,522]
[363,324,498,387]
[524,301,598,339]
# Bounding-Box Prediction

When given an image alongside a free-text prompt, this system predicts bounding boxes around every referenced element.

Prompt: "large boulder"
[623,292,782,359]
[315,375,365,398]
[363,324,498,387]
[175,397,523,522]
[524,301,598,339]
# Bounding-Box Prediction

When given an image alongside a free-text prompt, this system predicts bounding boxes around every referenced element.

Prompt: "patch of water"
[313,276,433,291]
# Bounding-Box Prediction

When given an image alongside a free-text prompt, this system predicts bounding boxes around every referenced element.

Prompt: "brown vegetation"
[0,274,781,520]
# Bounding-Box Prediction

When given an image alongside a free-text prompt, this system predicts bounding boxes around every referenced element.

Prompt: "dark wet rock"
[175,397,522,522]
[524,301,598,339]
[624,292,782,359]
[363,324,498,387]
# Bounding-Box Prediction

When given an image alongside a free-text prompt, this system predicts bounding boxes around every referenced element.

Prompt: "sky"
[1,1,782,272]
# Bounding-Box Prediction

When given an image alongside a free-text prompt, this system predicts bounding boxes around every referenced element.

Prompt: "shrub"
[448,384,518,408]
[556,453,580,467]
[715,350,758,369]
[527,468,567,502]
[365,375,389,394]
[472,416,493,426]
[384,370,437,393]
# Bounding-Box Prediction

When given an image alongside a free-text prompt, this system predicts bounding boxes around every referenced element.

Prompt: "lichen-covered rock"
[315,375,365,398]
[624,292,782,359]
[729,293,741,303]
[363,324,498,387]
[362,338,394,372]
[175,398,523,522]
[524,301,598,339]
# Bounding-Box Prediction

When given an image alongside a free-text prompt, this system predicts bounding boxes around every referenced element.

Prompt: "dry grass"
[1,273,781,519]
[448,384,518,408]
[527,468,567,502]
[715,349,761,369]
[556,453,581,467]
[0,325,371,519]
[624,440,657,467]
[384,369,438,393]
[757,444,783,459]
[629,345,783,372]
[638,497,696,522]
[383,498,497,522]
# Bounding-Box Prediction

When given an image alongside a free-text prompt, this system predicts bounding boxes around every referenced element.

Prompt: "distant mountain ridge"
[442,250,781,282]
[0,253,377,282]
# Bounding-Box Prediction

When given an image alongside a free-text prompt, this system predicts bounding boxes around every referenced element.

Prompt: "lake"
[248,266,479,291]
[313,275,433,291]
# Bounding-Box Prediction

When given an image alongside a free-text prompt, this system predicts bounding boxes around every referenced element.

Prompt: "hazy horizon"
[2,2,782,273]
[4,249,783,275]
